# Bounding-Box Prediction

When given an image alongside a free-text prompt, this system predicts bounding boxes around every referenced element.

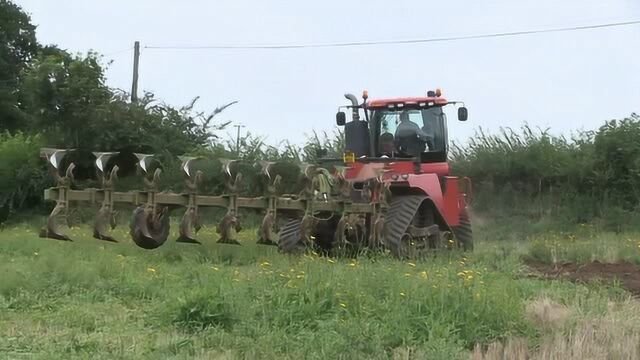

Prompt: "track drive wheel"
[452,208,473,251]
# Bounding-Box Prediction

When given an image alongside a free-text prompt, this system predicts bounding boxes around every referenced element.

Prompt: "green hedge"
[451,113,640,229]
[0,132,50,222]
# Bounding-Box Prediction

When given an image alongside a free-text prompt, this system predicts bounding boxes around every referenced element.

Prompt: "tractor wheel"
[452,208,473,251]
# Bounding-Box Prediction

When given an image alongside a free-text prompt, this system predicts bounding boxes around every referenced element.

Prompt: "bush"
[0,132,49,223]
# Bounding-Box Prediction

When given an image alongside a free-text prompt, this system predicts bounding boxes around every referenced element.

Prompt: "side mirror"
[336,111,346,126]
[458,107,468,121]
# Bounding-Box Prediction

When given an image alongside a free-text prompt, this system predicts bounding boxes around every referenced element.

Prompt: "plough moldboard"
[38,148,389,254]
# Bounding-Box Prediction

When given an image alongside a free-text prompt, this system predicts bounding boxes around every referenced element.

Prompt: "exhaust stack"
[344,93,360,121]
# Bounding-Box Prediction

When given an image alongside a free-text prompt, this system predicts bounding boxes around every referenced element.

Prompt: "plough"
[38,148,390,254]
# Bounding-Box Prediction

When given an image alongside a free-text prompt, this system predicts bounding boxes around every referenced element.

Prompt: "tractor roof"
[367,96,448,108]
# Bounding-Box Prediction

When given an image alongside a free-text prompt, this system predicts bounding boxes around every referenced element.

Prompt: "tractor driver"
[378,119,395,155]
[394,110,431,156]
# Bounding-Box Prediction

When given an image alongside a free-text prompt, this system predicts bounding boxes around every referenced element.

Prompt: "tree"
[0,0,38,132]
[19,48,234,156]
[19,49,112,148]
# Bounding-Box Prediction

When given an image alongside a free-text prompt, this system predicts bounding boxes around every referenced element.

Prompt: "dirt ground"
[526,260,640,296]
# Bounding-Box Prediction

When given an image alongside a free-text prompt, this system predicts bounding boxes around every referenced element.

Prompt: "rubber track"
[277,218,303,253]
[383,195,427,253]
[278,195,427,254]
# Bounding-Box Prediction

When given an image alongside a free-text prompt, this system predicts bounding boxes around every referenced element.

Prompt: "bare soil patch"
[525,260,640,295]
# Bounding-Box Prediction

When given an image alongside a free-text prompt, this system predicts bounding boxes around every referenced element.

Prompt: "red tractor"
[278,89,473,257]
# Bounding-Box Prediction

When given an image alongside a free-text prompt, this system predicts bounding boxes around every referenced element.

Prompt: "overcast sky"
[14,0,640,147]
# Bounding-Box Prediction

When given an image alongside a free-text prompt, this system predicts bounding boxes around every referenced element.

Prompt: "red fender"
[407,174,461,227]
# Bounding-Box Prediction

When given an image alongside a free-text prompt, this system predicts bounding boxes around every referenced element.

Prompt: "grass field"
[2,215,640,359]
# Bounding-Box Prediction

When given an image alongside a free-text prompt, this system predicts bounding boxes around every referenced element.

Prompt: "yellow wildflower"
[400,292,406,297]
[260,261,271,267]
[419,271,428,279]
[147,267,156,273]
[407,262,416,267]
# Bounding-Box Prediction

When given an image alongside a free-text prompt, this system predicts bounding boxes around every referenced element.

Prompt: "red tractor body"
[344,161,467,227]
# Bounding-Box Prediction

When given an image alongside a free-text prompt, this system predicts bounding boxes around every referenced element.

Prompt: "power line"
[103,47,134,56]
[143,19,640,51]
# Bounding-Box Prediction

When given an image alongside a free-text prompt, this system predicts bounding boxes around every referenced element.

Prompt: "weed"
[172,292,235,332]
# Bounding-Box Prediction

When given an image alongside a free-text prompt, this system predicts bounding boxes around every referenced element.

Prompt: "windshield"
[373,106,447,157]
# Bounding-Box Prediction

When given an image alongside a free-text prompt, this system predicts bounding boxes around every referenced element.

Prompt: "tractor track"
[277,195,429,255]
[277,218,303,253]
[383,195,427,252]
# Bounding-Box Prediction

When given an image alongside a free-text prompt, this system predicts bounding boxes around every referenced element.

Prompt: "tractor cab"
[336,90,467,164]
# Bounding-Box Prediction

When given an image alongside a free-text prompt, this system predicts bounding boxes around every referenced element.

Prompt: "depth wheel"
[130,206,171,249]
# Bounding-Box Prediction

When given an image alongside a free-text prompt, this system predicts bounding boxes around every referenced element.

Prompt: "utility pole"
[131,41,140,103]
[233,124,245,158]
